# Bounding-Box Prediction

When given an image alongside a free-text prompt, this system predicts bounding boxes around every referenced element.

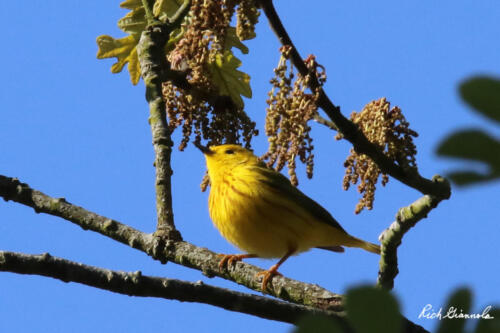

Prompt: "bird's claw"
[255,269,282,292]
[217,254,246,270]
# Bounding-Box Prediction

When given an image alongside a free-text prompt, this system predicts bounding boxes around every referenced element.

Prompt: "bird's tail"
[345,235,381,255]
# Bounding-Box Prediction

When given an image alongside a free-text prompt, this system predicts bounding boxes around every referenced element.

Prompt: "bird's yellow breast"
[208,166,346,258]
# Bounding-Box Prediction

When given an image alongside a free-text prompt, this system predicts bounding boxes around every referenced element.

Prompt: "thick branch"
[0,250,343,325]
[377,176,449,290]
[0,175,342,310]
[258,0,451,200]
[0,175,428,332]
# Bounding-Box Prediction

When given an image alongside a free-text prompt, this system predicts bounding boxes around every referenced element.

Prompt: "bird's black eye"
[225,149,234,154]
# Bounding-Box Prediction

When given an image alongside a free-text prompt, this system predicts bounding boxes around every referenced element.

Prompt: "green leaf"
[344,286,401,333]
[447,171,497,186]
[127,47,141,85]
[436,129,500,185]
[120,0,142,10]
[225,27,249,54]
[460,76,500,124]
[437,129,500,164]
[294,315,344,333]
[96,34,142,85]
[475,308,500,333]
[96,0,144,85]
[436,288,472,333]
[153,0,184,22]
[208,51,252,109]
[98,0,191,85]
[117,6,147,35]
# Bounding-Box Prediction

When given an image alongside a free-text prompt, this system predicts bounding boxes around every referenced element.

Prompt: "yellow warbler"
[195,143,380,290]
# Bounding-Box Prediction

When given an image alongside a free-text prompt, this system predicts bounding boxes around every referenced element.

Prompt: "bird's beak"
[194,141,213,155]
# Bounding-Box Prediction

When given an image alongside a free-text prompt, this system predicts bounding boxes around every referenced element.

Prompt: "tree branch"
[258,0,451,200]
[0,250,346,325]
[136,4,192,241]
[0,175,428,332]
[377,176,449,290]
[0,175,342,310]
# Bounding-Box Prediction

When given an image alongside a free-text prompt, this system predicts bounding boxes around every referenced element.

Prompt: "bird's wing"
[251,166,347,233]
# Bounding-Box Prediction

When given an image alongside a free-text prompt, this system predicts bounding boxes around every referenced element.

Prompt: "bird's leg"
[255,248,295,292]
[217,254,257,270]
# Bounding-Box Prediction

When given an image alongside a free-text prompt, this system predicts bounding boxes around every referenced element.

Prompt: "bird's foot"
[217,254,255,270]
[255,265,282,292]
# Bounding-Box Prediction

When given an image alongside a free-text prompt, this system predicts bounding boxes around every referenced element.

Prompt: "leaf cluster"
[97,0,255,109]
[437,76,500,185]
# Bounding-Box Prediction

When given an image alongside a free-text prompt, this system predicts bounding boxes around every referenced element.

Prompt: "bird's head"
[194,143,260,181]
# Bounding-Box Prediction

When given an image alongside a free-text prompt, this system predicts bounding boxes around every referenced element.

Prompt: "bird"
[195,142,380,291]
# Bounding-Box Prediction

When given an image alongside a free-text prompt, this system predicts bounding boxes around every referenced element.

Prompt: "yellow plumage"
[196,143,380,290]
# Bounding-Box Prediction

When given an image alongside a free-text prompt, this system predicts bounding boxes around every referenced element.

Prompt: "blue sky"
[1,1,499,332]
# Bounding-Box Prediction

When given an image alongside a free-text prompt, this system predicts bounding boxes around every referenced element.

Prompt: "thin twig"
[141,0,156,25]
[168,0,192,26]
[314,114,338,131]
[0,250,345,325]
[377,176,449,290]
[258,0,451,200]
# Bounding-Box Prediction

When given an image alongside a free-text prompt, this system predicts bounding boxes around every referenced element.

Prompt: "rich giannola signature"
[419,304,494,320]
